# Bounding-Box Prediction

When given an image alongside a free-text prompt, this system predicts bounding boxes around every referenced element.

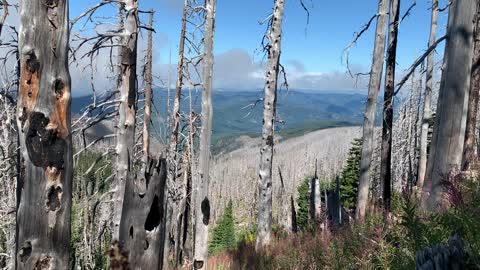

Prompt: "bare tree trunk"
[380,0,400,218]
[193,0,216,268]
[356,0,389,221]
[164,3,188,267]
[424,0,476,210]
[255,0,285,250]
[118,159,167,269]
[142,10,154,173]
[113,0,138,241]
[15,0,72,268]
[462,3,480,171]
[0,0,8,37]
[417,0,438,194]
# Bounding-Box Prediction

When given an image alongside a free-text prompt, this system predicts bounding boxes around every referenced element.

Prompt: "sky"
[57,0,449,95]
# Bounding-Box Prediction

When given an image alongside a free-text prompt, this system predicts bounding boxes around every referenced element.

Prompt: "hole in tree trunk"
[201,197,210,225]
[144,195,161,231]
[193,260,204,269]
[34,255,52,270]
[18,241,32,263]
[46,185,62,211]
[129,226,134,239]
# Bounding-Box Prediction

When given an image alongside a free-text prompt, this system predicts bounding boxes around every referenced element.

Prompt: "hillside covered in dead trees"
[1,0,480,269]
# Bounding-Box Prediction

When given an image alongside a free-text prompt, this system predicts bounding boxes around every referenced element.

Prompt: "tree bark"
[163,3,188,268]
[15,0,73,268]
[417,0,438,194]
[112,0,138,241]
[255,0,285,250]
[142,10,154,174]
[193,0,216,268]
[118,159,167,269]
[355,0,389,221]
[380,0,400,218]
[424,0,476,210]
[462,3,480,171]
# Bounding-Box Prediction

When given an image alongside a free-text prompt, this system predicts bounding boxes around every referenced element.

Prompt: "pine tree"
[297,178,311,231]
[208,200,235,255]
[340,139,362,211]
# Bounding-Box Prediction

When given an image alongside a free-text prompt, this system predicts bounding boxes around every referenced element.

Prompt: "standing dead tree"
[193,0,216,268]
[462,2,480,171]
[355,0,389,221]
[15,0,73,268]
[424,0,476,210]
[417,0,438,194]
[256,0,286,250]
[380,0,400,218]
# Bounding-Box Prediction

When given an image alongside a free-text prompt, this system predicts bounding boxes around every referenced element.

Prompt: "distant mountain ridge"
[72,90,372,146]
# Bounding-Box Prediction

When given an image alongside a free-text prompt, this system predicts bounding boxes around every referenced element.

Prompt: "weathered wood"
[193,0,216,268]
[417,0,438,194]
[256,0,285,250]
[380,0,400,217]
[142,10,154,173]
[424,0,476,210]
[15,0,73,268]
[462,3,480,171]
[112,0,139,240]
[356,0,389,221]
[118,159,167,269]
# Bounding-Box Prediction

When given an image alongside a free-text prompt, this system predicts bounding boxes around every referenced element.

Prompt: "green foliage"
[296,178,311,231]
[339,138,362,210]
[209,200,236,255]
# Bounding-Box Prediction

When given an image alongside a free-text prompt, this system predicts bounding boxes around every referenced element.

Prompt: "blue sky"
[68,0,449,93]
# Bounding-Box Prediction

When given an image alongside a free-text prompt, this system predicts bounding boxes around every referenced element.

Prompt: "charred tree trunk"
[462,3,480,171]
[255,0,285,250]
[193,0,216,268]
[417,0,438,194]
[118,159,167,269]
[113,0,138,241]
[356,0,389,221]
[380,0,400,218]
[15,0,73,268]
[424,0,476,210]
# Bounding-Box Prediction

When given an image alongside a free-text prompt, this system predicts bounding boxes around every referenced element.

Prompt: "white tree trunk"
[424,0,476,210]
[355,0,389,221]
[417,0,438,195]
[193,0,216,268]
[255,0,285,250]
[112,0,138,241]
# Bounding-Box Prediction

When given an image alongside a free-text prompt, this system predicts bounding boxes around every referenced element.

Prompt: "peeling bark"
[193,0,216,268]
[462,3,480,171]
[112,0,139,241]
[380,0,400,218]
[255,0,285,250]
[424,0,476,210]
[417,0,438,194]
[15,0,73,268]
[355,0,388,221]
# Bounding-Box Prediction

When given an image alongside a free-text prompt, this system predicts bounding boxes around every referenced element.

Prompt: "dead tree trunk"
[15,0,73,268]
[193,0,216,268]
[118,159,167,269]
[0,0,8,37]
[142,10,154,174]
[417,0,438,194]
[113,0,138,241]
[462,3,480,171]
[163,2,188,267]
[380,0,400,218]
[356,0,389,221]
[424,0,476,210]
[255,0,285,250]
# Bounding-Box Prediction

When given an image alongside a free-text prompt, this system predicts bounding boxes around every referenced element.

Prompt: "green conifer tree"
[340,138,362,210]
[208,200,236,255]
